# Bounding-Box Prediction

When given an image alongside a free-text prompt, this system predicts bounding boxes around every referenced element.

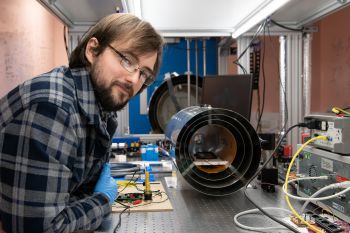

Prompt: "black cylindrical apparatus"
[165,106,261,196]
[148,75,202,133]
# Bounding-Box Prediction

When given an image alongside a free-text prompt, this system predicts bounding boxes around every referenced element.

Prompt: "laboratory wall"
[227,37,281,132]
[0,0,68,98]
[311,5,350,112]
[250,36,280,126]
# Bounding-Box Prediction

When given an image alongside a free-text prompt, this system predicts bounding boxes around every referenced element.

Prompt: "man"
[0,13,163,232]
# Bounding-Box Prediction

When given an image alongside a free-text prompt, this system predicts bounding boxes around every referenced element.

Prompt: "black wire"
[234,62,248,74]
[270,19,304,32]
[236,20,266,62]
[257,26,266,132]
[233,19,267,72]
[255,28,266,132]
[113,171,139,233]
[256,77,261,130]
[116,170,140,195]
[113,205,130,233]
[243,123,303,233]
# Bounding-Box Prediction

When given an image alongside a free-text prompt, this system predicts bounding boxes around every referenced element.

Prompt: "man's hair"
[69,13,163,78]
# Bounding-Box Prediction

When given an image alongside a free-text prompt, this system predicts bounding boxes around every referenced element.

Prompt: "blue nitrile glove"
[94,163,118,204]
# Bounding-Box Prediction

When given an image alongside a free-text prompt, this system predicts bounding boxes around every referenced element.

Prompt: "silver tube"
[279,36,287,133]
[303,33,312,117]
[195,39,199,105]
[217,47,221,75]
[203,38,207,76]
[186,38,191,107]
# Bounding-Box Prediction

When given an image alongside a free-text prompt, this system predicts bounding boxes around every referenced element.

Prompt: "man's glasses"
[107,44,155,86]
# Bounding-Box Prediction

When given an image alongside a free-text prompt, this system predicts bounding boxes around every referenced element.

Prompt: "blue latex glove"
[94,163,118,204]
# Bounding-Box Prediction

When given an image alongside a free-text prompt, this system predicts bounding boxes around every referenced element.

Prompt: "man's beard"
[90,63,133,112]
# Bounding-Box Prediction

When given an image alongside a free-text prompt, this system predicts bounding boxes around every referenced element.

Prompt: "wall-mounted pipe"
[279,36,287,133]
[303,33,312,117]
[186,38,191,107]
[195,39,199,105]
[203,38,207,76]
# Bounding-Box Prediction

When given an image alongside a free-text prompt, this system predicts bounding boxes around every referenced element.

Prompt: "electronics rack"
[297,144,350,222]
[304,114,350,154]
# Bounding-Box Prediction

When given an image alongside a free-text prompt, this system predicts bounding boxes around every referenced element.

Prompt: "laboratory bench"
[97,172,301,233]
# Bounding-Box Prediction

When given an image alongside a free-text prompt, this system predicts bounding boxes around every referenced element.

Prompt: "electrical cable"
[234,207,292,232]
[255,64,261,130]
[236,20,266,62]
[233,19,267,73]
[113,170,140,233]
[283,178,350,201]
[243,123,303,233]
[236,62,248,74]
[113,205,130,233]
[255,24,266,132]
[116,170,139,196]
[298,180,350,213]
[331,107,350,116]
[283,135,328,233]
[270,19,304,32]
[256,82,261,129]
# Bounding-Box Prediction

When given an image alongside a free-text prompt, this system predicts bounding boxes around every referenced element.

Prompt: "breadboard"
[112,182,173,213]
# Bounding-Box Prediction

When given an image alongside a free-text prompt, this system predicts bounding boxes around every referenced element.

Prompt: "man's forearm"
[47,193,111,233]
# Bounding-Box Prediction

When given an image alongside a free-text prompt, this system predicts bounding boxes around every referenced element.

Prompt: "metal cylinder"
[148,75,203,133]
[165,106,261,196]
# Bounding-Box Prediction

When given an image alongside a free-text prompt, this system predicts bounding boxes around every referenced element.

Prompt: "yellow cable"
[283,135,328,233]
[332,107,350,116]
[117,180,136,188]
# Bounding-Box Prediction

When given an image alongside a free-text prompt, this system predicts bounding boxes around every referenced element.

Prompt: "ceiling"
[37,0,350,37]
[272,0,350,27]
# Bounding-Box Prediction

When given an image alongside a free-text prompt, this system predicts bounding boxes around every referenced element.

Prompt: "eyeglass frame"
[107,44,155,86]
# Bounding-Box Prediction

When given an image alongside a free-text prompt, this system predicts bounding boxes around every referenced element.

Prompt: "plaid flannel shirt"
[0,66,118,232]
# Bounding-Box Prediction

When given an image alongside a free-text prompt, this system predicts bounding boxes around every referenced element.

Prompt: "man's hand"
[94,163,118,204]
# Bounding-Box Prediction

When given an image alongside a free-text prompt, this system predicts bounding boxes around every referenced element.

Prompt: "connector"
[338,181,350,188]
[301,118,328,131]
